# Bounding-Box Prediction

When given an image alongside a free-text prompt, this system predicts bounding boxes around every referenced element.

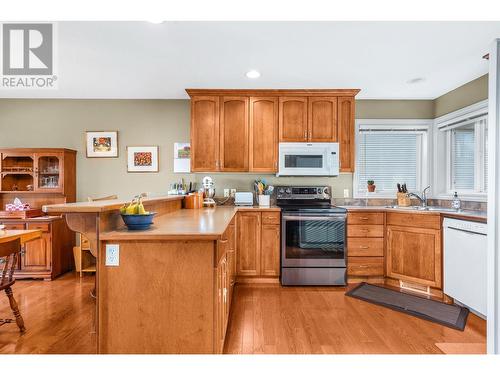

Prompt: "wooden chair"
[0,238,25,332]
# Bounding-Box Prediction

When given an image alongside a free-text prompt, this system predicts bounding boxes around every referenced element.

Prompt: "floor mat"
[346,282,469,331]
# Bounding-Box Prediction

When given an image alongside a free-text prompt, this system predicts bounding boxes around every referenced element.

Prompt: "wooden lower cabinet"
[236,210,280,280]
[0,218,74,280]
[261,224,280,276]
[386,225,442,288]
[347,211,385,281]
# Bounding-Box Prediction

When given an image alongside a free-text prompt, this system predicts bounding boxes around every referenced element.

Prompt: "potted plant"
[367,180,376,192]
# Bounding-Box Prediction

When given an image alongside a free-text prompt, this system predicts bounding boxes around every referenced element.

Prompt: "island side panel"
[98,239,216,354]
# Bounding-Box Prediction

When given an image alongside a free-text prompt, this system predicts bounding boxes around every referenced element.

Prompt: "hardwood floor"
[0,274,486,354]
[0,272,96,354]
[223,284,486,354]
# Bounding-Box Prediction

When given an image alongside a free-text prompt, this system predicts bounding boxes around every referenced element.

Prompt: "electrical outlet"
[343,189,350,198]
[230,189,236,197]
[105,244,120,266]
[223,189,230,197]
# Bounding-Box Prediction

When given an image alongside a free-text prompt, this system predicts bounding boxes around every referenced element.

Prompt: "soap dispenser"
[451,191,461,211]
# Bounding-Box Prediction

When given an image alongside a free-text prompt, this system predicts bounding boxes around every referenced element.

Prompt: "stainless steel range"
[276,186,347,286]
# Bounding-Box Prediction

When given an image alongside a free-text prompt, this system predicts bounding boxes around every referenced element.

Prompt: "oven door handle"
[282,215,346,221]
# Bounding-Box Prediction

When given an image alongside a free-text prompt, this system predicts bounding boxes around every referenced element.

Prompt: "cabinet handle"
[358,265,369,268]
[359,246,369,249]
[304,130,307,139]
[360,217,369,220]
[309,130,312,139]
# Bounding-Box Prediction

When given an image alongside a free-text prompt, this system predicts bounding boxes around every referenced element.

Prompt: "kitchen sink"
[384,205,459,213]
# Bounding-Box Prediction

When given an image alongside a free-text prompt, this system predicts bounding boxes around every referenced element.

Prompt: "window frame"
[353,119,432,199]
[434,100,488,202]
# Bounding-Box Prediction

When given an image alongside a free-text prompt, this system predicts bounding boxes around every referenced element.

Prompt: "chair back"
[0,238,21,289]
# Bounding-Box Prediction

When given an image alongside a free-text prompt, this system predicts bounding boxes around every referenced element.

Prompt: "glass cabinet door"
[34,153,63,192]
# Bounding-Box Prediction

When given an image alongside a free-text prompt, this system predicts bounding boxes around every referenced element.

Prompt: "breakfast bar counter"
[43,195,280,354]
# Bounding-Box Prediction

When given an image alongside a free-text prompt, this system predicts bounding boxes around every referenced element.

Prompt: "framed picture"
[86,131,119,158]
[127,146,159,173]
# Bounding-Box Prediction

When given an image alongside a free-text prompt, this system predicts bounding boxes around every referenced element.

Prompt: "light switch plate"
[105,244,119,266]
[223,189,230,197]
[230,189,236,197]
[343,189,349,198]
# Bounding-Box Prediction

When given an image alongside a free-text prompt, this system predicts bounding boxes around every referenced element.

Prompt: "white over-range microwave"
[277,142,340,176]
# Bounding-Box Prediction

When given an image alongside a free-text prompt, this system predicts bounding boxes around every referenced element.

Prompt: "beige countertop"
[99,205,280,241]
[42,195,184,214]
[341,205,487,222]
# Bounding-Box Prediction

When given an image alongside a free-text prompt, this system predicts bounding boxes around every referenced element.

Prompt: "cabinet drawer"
[261,212,280,225]
[27,223,50,233]
[347,212,384,225]
[1,223,26,230]
[347,225,383,238]
[347,257,384,276]
[386,212,440,230]
[347,238,384,257]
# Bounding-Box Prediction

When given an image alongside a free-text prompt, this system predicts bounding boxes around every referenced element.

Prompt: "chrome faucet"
[407,186,431,208]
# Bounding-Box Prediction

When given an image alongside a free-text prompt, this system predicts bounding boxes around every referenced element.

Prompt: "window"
[443,117,488,194]
[354,120,430,197]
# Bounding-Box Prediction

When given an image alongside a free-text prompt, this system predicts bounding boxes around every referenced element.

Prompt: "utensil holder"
[258,195,270,207]
[397,192,411,207]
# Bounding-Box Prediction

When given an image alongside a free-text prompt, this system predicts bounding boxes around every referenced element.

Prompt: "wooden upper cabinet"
[338,96,355,172]
[279,97,308,142]
[191,96,220,172]
[308,97,338,142]
[219,97,249,172]
[249,97,278,172]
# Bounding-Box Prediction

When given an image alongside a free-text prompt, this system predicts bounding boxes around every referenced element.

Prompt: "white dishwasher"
[443,218,487,317]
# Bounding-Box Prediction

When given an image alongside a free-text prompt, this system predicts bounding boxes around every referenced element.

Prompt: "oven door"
[282,214,346,267]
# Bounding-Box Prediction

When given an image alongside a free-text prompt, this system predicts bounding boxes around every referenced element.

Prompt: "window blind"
[357,132,419,193]
[451,128,475,190]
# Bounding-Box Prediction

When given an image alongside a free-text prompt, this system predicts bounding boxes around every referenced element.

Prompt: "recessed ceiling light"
[407,77,425,84]
[246,70,261,79]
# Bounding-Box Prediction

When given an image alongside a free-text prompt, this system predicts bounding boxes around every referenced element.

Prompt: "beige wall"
[434,74,488,117]
[0,99,195,201]
[0,88,481,200]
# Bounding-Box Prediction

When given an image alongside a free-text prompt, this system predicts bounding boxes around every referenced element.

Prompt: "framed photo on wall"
[86,131,119,158]
[127,146,159,173]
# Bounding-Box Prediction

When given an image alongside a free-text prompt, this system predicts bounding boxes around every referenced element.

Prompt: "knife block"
[397,192,411,207]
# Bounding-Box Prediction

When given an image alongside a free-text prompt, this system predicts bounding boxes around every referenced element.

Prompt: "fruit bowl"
[121,212,157,230]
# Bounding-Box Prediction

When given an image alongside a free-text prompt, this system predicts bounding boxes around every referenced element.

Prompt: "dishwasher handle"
[446,226,487,236]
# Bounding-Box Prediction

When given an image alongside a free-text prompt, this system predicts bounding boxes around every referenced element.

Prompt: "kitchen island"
[43,196,279,354]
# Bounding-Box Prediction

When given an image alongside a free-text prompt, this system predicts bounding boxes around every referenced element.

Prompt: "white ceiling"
[1,21,499,99]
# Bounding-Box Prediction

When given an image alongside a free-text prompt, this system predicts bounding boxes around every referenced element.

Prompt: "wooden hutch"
[0,148,76,280]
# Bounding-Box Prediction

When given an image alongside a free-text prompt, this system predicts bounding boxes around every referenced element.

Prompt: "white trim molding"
[487,38,500,355]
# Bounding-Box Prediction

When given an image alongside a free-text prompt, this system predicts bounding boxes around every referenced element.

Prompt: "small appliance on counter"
[234,192,253,206]
[277,185,347,286]
[202,176,216,207]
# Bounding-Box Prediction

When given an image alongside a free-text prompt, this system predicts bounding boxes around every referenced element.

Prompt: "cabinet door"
[34,152,64,193]
[279,97,308,142]
[22,223,51,271]
[215,256,224,353]
[338,97,355,172]
[261,224,280,276]
[236,212,261,276]
[220,97,249,171]
[308,97,338,142]
[249,97,278,172]
[386,225,442,288]
[190,96,220,172]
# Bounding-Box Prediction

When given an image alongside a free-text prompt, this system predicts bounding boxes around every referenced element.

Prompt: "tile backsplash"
[333,198,487,212]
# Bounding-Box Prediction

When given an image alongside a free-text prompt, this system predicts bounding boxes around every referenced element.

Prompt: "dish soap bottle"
[451,192,461,211]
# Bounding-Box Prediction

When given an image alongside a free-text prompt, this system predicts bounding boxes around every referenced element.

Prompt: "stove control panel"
[276,186,331,200]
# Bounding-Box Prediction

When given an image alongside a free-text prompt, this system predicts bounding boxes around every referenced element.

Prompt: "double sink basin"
[384,205,459,213]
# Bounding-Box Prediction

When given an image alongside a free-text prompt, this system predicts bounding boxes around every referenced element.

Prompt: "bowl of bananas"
[120,196,156,230]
